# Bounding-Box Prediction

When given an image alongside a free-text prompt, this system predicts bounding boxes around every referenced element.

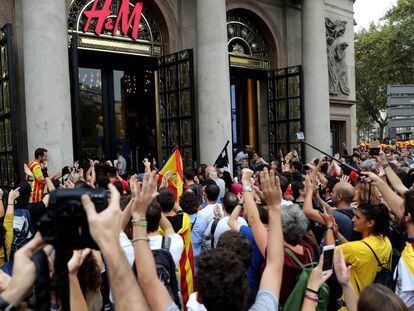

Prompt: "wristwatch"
[0,297,16,311]
[243,185,253,192]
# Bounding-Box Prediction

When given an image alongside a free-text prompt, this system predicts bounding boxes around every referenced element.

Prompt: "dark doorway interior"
[230,68,266,152]
[76,50,158,172]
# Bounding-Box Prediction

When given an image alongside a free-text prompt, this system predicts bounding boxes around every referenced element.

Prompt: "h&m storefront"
[0,0,357,189]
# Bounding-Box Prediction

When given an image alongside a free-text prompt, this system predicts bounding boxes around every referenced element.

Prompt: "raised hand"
[241,168,254,186]
[8,187,20,204]
[82,184,122,246]
[68,249,91,274]
[129,174,138,200]
[259,168,282,208]
[307,255,333,292]
[361,171,382,186]
[132,171,159,218]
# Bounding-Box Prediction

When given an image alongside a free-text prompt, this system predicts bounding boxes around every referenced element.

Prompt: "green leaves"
[356,0,414,139]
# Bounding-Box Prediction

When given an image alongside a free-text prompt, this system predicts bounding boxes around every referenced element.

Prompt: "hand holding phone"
[322,245,335,273]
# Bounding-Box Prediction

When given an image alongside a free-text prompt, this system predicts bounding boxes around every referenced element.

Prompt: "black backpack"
[358,241,394,290]
[133,237,182,308]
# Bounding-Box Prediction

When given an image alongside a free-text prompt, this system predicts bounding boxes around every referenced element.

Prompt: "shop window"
[0,24,19,197]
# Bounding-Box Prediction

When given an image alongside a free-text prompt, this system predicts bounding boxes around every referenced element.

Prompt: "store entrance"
[230,68,266,152]
[76,50,158,171]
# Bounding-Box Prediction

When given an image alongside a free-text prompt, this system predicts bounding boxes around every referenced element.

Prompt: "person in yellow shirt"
[337,203,392,295]
[0,187,18,266]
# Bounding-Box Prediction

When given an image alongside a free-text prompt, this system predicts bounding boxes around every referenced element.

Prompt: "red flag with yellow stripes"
[158,146,184,202]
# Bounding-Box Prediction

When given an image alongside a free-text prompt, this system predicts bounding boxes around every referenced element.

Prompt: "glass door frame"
[70,36,159,164]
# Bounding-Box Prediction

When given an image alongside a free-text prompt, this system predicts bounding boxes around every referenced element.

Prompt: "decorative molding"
[227,0,286,69]
[329,98,355,106]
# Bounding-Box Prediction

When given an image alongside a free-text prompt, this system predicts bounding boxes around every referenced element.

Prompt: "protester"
[4,143,414,311]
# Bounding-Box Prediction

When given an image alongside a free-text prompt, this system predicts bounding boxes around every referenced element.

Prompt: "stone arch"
[227,0,286,69]
[0,0,13,28]
[152,0,179,54]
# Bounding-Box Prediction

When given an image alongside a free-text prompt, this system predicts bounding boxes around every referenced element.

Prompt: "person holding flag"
[157,146,194,308]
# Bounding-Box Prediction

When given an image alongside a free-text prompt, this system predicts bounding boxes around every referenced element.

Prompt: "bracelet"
[383,163,389,168]
[132,236,148,243]
[326,226,334,230]
[306,287,319,295]
[304,294,318,303]
[337,234,344,242]
[131,218,147,227]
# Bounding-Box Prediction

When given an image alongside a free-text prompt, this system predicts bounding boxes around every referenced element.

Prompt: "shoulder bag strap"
[284,247,305,269]
[362,240,383,267]
[191,214,197,230]
[161,236,171,251]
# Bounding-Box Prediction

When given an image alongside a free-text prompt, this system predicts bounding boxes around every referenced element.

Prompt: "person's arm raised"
[68,249,91,311]
[228,204,242,232]
[258,168,284,298]
[131,171,176,311]
[301,255,332,311]
[303,176,325,224]
[363,171,405,220]
[82,184,148,311]
[120,174,138,231]
[160,212,175,236]
[379,151,408,195]
[334,248,357,311]
[242,169,268,257]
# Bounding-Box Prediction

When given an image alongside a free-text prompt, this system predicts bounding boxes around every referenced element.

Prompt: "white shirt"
[117,155,127,175]
[197,203,223,226]
[204,216,248,248]
[395,256,414,308]
[187,292,207,311]
[235,151,248,162]
[213,178,226,198]
[148,233,184,268]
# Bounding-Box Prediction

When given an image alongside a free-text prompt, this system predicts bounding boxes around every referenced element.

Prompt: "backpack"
[358,241,394,290]
[11,209,34,257]
[133,236,182,309]
[282,248,330,311]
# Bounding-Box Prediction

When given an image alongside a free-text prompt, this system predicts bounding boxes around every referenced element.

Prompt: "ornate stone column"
[302,0,331,160]
[22,0,73,171]
[196,0,233,167]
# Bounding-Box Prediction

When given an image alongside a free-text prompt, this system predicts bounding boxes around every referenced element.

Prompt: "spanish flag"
[158,146,184,202]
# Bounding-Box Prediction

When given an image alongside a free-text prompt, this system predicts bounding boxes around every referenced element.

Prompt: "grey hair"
[281,204,309,246]
[360,159,375,172]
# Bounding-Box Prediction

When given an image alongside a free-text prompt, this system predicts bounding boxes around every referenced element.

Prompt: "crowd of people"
[0,144,413,311]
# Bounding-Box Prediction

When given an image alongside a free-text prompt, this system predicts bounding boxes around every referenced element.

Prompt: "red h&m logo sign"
[83,0,143,41]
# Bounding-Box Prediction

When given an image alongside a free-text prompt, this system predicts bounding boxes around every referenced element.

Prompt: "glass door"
[112,69,157,171]
[78,68,105,161]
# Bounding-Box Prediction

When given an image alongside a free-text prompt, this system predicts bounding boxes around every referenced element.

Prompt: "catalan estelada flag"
[158,146,184,202]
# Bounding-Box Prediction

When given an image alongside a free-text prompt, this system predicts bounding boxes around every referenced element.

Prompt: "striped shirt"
[28,160,46,203]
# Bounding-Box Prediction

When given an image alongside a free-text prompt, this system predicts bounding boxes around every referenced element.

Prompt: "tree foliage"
[355,0,414,140]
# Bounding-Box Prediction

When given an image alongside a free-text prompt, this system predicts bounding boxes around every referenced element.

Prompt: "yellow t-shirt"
[0,213,13,266]
[338,235,392,294]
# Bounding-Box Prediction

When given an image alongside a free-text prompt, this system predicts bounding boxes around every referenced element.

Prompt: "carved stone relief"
[326,18,350,96]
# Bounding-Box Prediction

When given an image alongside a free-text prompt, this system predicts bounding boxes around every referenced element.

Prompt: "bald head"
[332,181,355,206]
[205,166,218,179]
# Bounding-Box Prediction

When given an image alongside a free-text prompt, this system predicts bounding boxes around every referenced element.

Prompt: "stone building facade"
[0,0,356,185]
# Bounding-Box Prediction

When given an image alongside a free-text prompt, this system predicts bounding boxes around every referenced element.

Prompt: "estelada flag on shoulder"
[158,146,184,202]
